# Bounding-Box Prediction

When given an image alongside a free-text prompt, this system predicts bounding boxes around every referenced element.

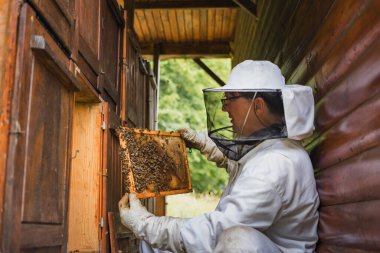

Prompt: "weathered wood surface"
[68,103,103,252]
[232,0,380,251]
[3,5,75,252]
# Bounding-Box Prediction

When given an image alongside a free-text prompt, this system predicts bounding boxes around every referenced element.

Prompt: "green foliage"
[157,58,230,194]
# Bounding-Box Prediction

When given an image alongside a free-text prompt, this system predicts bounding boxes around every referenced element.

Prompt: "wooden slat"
[228,9,237,40]
[192,9,200,41]
[207,9,215,42]
[310,92,380,170]
[316,36,380,131]
[160,10,173,41]
[214,8,223,41]
[279,0,335,78]
[288,0,372,85]
[135,10,151,42]
[152,9,165,41]
[184,9,193,42]
[145,10,158,41]
[316,145,380,206]
[168,10,179,42]
[319,200,380,251]
[199,9,208,41]
[135,0,239,9]
[176,9,186,41]
[221,8,231,41]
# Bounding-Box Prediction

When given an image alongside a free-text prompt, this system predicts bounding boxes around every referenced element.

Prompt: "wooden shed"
[0,0,379,252]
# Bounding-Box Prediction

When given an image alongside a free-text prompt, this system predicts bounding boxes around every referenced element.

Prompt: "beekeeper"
[119,60,320,253]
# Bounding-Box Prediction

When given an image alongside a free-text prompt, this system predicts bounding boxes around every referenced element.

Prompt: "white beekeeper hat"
[205,60,315,140]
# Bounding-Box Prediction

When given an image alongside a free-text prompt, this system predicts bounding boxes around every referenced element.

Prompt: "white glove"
[119,193,186,253]
[177,128,228,168]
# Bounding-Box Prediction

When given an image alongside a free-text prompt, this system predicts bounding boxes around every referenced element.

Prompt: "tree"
[158,58,230,194]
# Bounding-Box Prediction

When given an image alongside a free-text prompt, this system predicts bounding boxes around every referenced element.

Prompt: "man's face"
[221,92,257,136]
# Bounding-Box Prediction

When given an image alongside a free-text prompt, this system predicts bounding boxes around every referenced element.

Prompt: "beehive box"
[117,127,192,198]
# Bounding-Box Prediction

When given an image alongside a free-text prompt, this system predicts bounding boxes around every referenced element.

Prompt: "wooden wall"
[233,0,380,252]
[0,0,19,244]
[0,0,157,252]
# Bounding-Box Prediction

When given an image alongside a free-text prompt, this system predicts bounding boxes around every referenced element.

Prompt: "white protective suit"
[177,133,320,252]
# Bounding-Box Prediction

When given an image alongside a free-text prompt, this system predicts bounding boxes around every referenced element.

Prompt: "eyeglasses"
[220,95,245,106]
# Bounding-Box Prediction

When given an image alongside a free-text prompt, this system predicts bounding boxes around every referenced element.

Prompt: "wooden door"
[125,31,148,128]
[2,5,80,252]
[28,0,74,55]
[101,0,124,113]
[75,0,102,90]
[101,103,122,252]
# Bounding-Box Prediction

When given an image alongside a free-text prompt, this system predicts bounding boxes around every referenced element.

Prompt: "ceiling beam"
[233,0,257,17]
[135,0,239,9]
[193,58,225,86]
[141,42,231,59]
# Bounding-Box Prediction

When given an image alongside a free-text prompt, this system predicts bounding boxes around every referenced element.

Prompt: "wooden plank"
[316,36,380,131]
[108,212,118,253]
[207,9,215,42]
[228,9,238,40]
[133,14,144,42]
[316,145,380,206]
[144,10,158,42]
[168,10,179,42]
[214,8,223,41]
[160,9,173,41]
[67,103,102,252]
[135,10,151,42]
[311,92,380,170]
[319,200,380,252]
[152,9,165,41]
[184,9,193,41]
[176,9,186,42]
[0,1,19,243]
[307,0,380,100]
[221,8,231,41]
[192,9,200,42]
[288,0,372,85]
[199,9,208,41]
[135,0,239,9]
[193,58,225,86]
[280,1,335,77]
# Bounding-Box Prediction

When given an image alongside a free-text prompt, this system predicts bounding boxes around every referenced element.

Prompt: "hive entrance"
[117,127,192,198]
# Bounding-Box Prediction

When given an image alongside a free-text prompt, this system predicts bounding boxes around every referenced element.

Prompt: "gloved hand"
[119,193,186,253]
[177,128,228,168]
[118,192,153,232]
[177,128,205,150]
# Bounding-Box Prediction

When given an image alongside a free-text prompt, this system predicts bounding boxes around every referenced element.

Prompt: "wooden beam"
[124,0,135,28]
[193,58,225,86]
[141,42,230,58]
[135,0,239,9]
[233,0,257,17]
